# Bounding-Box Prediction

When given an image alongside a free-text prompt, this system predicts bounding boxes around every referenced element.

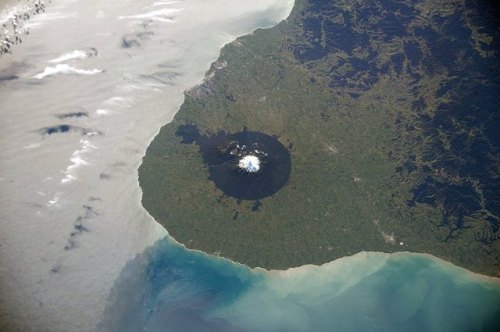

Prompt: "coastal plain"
[140,0,500,275]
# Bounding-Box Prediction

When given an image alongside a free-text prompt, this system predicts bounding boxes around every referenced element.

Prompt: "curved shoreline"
[139,2,500,273]
[0,1,297,330]
[161,232,500,284]
[99,235,500,331]
[136,1,298,267]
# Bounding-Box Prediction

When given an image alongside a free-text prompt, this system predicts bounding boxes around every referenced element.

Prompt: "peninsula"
[139,0,499,276]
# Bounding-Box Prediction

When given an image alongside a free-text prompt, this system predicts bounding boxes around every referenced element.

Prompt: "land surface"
[140,0,500,275]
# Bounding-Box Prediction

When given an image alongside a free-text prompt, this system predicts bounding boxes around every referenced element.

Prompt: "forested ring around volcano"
[139,0,500,275]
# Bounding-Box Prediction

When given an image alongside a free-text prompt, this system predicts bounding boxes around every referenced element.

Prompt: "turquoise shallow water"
[97,1,500,330]
[99,238,500,332]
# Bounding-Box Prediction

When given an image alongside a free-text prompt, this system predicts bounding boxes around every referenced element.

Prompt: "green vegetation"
[140,0,499,275]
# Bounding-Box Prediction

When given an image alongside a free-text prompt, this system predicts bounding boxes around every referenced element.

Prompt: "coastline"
[267,251,500,285]
[138,0,499,276]
[98,236,500,331]
[163,228,500,284]
[1,0,498,329]
[0,1,295,331]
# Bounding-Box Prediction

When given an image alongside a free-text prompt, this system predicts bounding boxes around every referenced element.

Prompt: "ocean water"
[100,238,500,332]
[0,0,499,331]
[0,0,294,330]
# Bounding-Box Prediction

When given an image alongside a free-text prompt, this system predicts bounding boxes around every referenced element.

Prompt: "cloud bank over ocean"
[0,0,293,330]
[1,1,499,331]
